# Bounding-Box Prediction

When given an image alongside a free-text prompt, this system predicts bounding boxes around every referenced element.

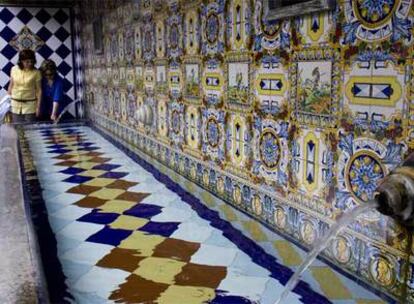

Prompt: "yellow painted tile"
[78,170,107,177]
[84,178,116,187]
[74,162,99,170]
[66,150,90,156]
[184,180,196,193]
[356,300,386,304]
[241,221,268,242]
[157,285,215,304]
[110,215,148,230]
[200,192,216,207]
[98,200,136,213]
[119,231,165,256]
[219,205,238,222]
[68,155,94,162]
[134,257,186,285]
[273,240,302,266]
[89,188,125,200]
[310,266,352,300]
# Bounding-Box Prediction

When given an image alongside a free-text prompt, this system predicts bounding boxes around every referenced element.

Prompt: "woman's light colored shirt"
[10,66,41,114]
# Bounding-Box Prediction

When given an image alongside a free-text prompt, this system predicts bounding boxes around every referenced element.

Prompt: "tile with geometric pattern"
[21,125,387,304]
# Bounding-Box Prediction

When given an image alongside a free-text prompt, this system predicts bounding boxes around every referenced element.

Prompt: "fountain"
[276,152,414,303]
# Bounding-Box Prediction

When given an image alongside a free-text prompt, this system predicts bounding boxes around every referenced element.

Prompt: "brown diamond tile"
[174,263,227,289]
[67,184,101,195]
[85,151,104,157]
[106,180,139,190]
[89,157,111,163]
[116,191,150,203]
[53,154,74,160]
[74,196,107,208]
[97,248,145,272]
[109,274,168,303]
[55,160,78,167]
[152,238,200,262]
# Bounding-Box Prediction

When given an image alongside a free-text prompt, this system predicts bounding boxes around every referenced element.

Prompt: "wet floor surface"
[21,125,387,304]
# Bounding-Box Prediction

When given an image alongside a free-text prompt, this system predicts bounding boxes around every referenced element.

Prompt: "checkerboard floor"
[22,125,386,304]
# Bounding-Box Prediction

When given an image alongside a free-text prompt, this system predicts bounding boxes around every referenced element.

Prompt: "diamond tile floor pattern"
[21,125,386,304]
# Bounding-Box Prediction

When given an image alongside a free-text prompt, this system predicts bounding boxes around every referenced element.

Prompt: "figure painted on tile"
[217,177,225,195]
[301,220,316,244]
[185,64,200,97]
[297,62,331,115]
[228,62,249,104]
[274,207,286,229]
[332,237,351,264]
[253,195,262,216]
[233,185,242,205]
[371,257,394,287]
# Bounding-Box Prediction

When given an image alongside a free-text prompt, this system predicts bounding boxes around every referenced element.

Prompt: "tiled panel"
[0,6,76,106]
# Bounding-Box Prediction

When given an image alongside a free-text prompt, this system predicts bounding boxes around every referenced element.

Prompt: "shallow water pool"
[19,124,387,304]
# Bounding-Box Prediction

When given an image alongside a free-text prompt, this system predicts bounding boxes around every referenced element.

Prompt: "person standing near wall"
[39,60,63,122]
[7,49,42,123]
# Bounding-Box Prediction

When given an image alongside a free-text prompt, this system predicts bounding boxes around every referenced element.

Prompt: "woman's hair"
[18,49,36,69]
[40,59,57,76]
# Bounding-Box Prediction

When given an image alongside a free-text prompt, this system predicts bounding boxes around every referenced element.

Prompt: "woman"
[39,60,63,122]
[7,49,42,123]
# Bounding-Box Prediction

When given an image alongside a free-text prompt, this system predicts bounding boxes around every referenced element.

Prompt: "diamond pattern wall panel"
[0,6,75,106]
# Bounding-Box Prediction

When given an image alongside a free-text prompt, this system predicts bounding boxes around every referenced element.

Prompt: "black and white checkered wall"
[0,6,76,106]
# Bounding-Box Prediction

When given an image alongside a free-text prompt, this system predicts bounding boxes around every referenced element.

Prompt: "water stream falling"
[275,200,379,304]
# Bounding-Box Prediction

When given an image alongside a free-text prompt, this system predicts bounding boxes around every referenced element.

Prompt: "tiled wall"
[79,0,414,301]
[0,6,76,105]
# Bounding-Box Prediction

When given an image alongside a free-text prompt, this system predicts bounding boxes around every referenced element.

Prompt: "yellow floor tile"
[356,300,386,304]
[219,205,238,222]
[157,285,215,304]
[119,231,165,256]
[273,240,302,266]
[78,170,107,177]
[84,178,116,187]
[68,155,94,162]
[74,161,100,170]
[133,257,186,285]
[241,221,268,242]
[89,188,125,200]
[98,200,136,213]
[110,215,148,230]
[200,192,217,207]
[310,266,352,300]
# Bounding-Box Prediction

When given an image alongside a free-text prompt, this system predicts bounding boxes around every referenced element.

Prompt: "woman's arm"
[7,77,13,96]
[35,79,42,117]
[51,78,63,121]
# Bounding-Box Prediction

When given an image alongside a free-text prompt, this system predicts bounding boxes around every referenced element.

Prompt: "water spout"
[274,201,378,304]
[375,152,414,227]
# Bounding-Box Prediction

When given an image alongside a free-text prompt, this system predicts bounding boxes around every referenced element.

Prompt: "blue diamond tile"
[55,44,70,58]
[63,175,93,184]
[124,204,163,219]
[1,45,18,60]
[138,221,179,237]
[78,146,100,152]
[47,144,66,149]
[48,148,71,154]
[77,211,119,225]
[92,164,121,171]
[36,27,53,41]
[16,8,33,24]
[60,167,85,175]
[100,172,128,179]
[0,26,16,42]
[54,9,69,24]
[36,9,52,24]
[58,61,71,76]
[2,62,13,75]
[55,27,70,42]
[62,78,72,91]
[0,8,14,24]
[86,227,132,246]
[38,44,53,58]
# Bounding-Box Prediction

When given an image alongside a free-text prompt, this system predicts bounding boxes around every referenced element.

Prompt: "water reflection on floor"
[21,125,386,304]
